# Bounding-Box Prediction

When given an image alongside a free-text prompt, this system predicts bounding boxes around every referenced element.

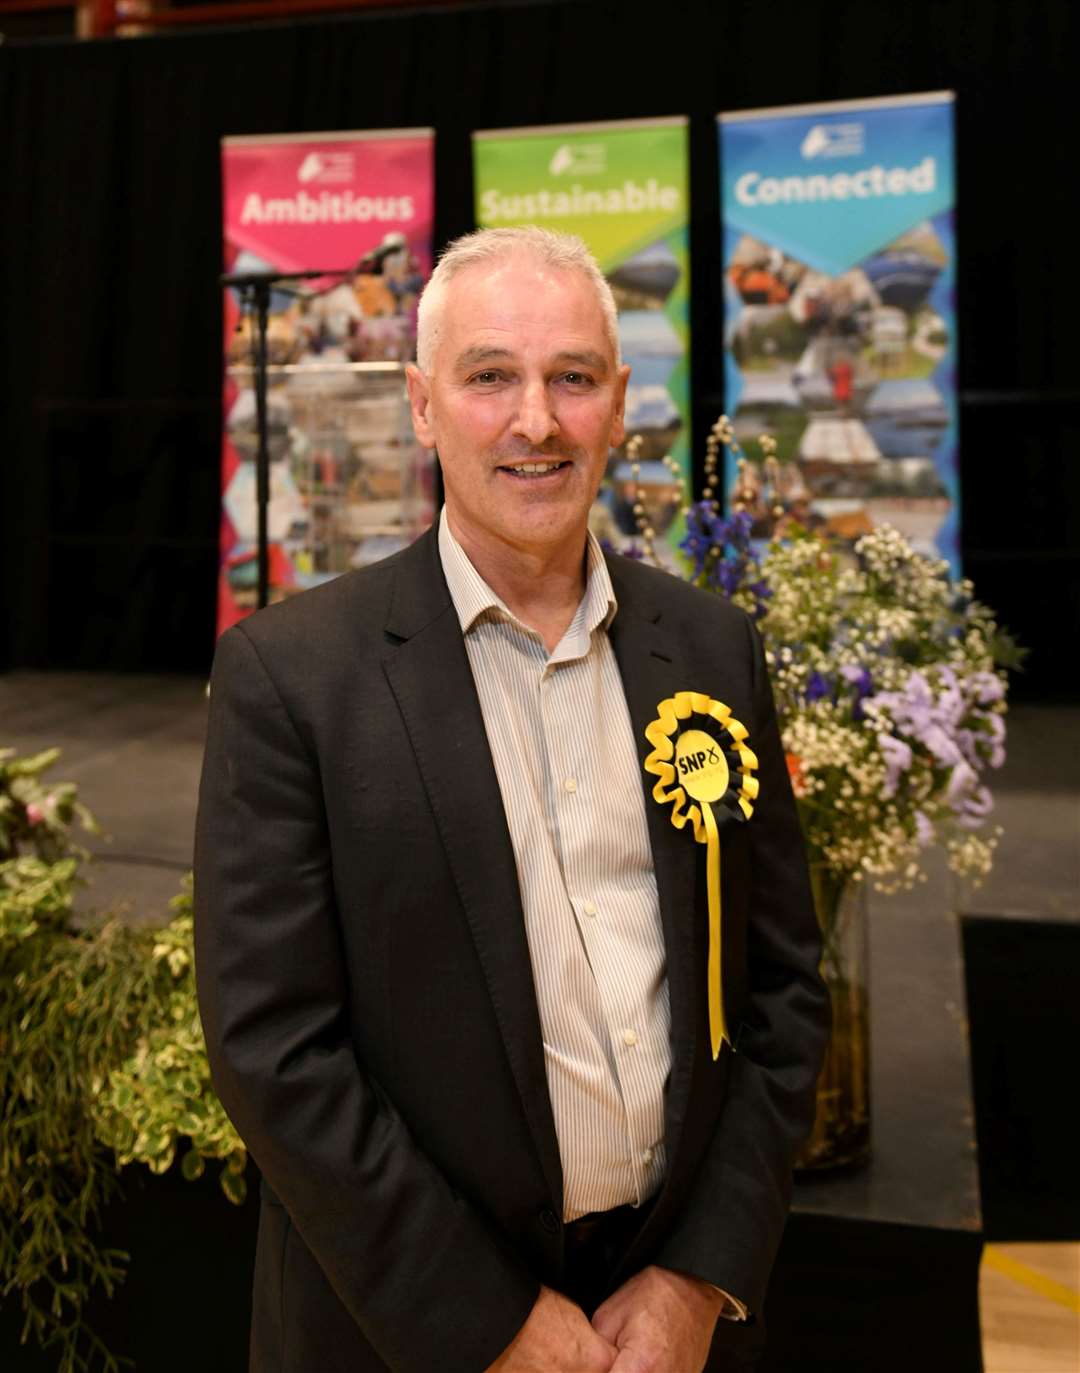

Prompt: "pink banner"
[219,129,435,634]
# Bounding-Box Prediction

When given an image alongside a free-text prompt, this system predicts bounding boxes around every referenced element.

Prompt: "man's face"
[406,254,629,556]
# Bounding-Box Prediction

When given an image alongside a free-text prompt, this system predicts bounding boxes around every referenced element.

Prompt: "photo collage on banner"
[219,129,435,633]
[473,118,690,567]
[719,93,958,570]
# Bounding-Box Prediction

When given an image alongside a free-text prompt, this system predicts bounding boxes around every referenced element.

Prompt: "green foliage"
[91,877,247,1201]
[3,909,164,1371]
[0,747,100,863]
[0,855,79,944]
[0,750,245,1372]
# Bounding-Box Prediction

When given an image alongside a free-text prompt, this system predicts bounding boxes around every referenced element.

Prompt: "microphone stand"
[221,268,351,610]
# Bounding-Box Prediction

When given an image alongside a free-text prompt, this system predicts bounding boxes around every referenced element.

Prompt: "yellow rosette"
[644,692,759,1060]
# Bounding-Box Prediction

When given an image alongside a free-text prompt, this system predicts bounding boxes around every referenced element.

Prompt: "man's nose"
[511,380,560,446]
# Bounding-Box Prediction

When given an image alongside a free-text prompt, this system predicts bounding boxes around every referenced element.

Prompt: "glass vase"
[794,867,871,1172]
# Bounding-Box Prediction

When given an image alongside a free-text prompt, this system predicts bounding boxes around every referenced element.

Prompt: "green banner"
[473,117,690,564]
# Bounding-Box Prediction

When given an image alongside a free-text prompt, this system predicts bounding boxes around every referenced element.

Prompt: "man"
[194,226,828,1373]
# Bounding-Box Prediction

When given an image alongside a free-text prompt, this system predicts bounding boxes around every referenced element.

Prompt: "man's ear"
[609,362,632,449]
[405,363,436,449]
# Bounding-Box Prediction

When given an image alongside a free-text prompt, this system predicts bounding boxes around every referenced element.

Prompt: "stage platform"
[2,673,1076,1371]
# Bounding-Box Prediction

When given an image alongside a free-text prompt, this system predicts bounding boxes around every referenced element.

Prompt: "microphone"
[219,268,352,287]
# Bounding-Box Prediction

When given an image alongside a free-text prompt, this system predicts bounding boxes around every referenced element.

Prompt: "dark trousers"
[559,1204,767,1372]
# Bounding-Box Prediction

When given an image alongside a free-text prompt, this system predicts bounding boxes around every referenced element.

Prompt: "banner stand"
[473,117,691,567]
[718,93,958,570]
[219,129,435,635]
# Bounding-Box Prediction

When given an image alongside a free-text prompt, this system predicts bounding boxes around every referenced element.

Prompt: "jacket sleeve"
[652,612,830,1314]
[193,624,539,1373]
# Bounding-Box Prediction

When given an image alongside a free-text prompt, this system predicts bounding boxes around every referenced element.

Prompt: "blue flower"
[600,537,646,562]
[806,671,832,702]
[679,501,767,604]
[839,664,874,719]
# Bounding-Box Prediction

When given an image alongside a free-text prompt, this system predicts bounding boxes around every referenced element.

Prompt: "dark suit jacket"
[193,526,828,1373]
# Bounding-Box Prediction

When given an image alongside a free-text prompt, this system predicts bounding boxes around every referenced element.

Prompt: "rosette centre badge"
[644,693,759,1059]
[674,730,730,803]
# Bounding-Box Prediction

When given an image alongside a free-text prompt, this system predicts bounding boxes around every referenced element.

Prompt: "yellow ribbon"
[644,692,758,1059]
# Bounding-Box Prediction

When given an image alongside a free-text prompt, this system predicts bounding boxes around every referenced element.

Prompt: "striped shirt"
[438,509,670,1221]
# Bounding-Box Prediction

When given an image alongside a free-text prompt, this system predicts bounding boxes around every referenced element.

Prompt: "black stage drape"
[1,0,1077,695]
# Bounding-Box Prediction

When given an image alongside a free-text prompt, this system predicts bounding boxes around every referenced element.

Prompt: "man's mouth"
[497,459,572,479]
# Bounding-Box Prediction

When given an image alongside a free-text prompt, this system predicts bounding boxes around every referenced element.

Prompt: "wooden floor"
[982,1243,1080,1371]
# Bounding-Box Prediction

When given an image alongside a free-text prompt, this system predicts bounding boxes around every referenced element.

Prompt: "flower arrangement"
[623,416,1019,1168]
[678,417,1019,901]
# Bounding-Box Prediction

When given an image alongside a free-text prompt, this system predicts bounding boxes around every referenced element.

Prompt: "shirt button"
[564,778,578,793]
[582,901,597,917]
[622,1029,638,1047]
[643,1147,655,1165]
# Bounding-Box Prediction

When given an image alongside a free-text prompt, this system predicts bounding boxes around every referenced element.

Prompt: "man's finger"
[590,1302,622,1346]
[608,1348,653,1373]
[586,1338,621,1373]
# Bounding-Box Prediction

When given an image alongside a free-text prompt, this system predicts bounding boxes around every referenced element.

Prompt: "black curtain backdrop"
[1,0,1077,696]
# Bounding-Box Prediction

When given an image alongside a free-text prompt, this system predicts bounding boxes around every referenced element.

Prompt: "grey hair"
[415,226,620,374]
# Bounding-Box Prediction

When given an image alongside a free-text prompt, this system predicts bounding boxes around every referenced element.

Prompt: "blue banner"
[719,93,958,570]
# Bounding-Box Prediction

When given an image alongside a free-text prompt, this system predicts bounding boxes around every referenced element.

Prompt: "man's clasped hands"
[487,1265,724,1373]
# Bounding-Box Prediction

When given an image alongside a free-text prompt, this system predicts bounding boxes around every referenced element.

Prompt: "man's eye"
[561,372,592,386]
[470,370,502,385]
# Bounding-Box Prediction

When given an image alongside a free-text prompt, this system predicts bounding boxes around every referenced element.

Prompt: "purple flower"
[954,728,979,769]
[945,759,978,810]
[981,712,1006,769]
[944,761,995,828]
[866,671,963,767]
[957,785,994,830]
[914,810,934,847]
[971,672,1005,706]
[922,722,963,768]
[878,733,913,798]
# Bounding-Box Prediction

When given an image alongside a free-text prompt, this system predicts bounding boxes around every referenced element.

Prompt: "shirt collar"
[437,506,618,641]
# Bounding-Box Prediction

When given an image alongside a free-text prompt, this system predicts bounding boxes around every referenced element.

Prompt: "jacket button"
[538,1207,561,1235]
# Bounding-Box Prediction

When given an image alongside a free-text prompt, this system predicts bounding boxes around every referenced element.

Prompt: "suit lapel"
[605,556,702,1158]
[380,530,563,1208]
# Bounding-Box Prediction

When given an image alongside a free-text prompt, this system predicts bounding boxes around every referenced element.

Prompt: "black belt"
[564,1196,655,1254]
